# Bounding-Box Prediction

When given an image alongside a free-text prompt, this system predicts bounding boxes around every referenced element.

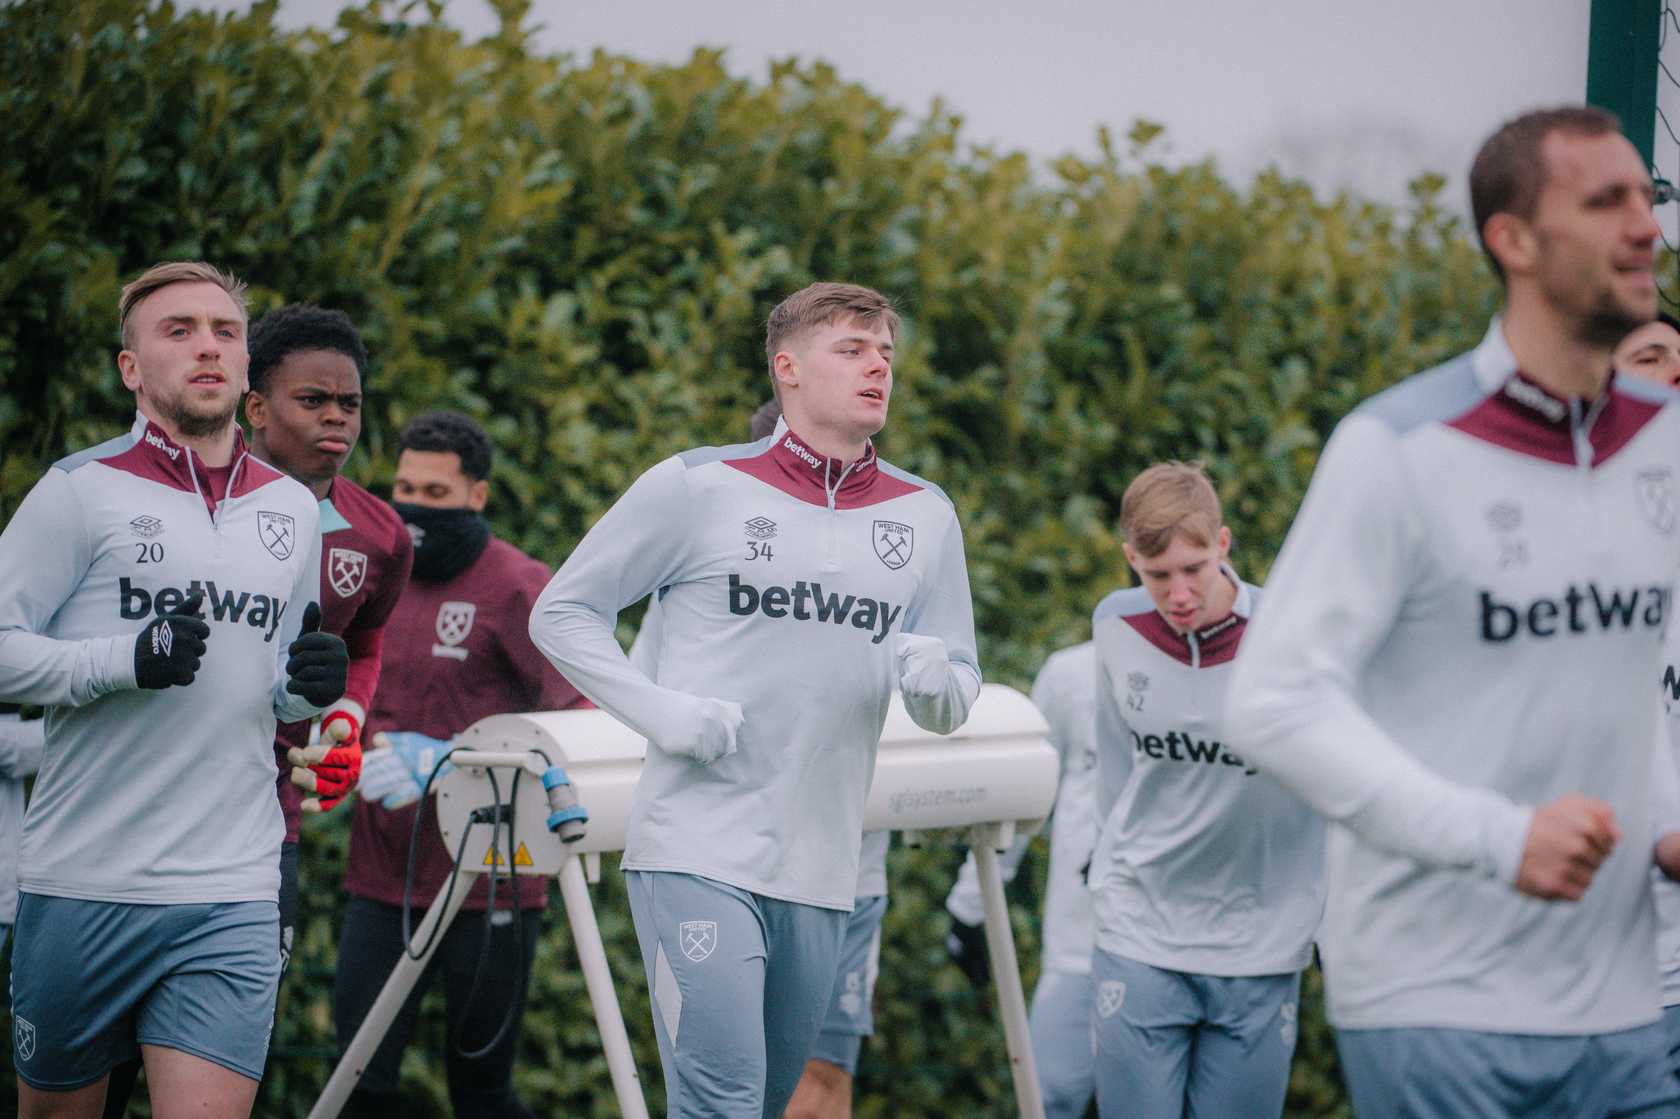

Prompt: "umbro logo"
[744,516,777,540]
[129,515,164,539]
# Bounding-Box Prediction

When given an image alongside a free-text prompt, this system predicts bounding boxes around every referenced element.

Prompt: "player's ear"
[118,350,142,392]
[467,478,489,512]
[1483,212,1535,278]
[243,390,268,430]
[772,350,799,392]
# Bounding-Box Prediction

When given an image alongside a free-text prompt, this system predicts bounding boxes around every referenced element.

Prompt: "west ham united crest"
[679,920,718,962]
[257,511,296,560]
[873,520,913,570]
[329,548,368,597]
[435,601,477,646]
[14,1015,34,1062]
[1637,468,1677,536]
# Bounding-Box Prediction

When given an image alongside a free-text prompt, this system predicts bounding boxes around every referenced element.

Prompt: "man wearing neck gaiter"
[332,410,587,1119]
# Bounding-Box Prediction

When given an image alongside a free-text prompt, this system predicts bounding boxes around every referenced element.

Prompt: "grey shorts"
[10,892,281,1089]
[808,893,887,1074]
[1337,1020,1680,1119]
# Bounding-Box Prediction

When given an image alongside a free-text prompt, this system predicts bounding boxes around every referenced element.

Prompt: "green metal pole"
[1586,0,1662,168]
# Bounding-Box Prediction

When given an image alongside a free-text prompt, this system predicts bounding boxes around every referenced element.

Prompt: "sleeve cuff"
[1484,801,1535,886]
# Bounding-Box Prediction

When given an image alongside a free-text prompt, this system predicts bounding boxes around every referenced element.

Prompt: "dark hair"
[1469,105,1622,282]
[749,399,782,441]
[247,305,368,395]
[397,410,493,481]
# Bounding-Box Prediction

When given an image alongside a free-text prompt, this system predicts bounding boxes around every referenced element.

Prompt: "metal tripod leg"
[558,854,650,1119]
[308,884,472,1119]
[973,824,1046,1119]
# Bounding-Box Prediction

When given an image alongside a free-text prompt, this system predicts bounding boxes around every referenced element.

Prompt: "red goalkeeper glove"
[288,709,362,813]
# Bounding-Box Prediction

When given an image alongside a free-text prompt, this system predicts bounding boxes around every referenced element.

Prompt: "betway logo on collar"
[1503,377,1567,424]
[728,573,901,644]
[782,435,823,470]
[145,430,181,460]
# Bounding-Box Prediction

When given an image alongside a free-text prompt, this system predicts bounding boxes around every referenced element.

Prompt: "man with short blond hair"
[1231,107,1680,1116]
[532,281,980,1117]
[1088,461,1322,1119]
[0,261,347,1119]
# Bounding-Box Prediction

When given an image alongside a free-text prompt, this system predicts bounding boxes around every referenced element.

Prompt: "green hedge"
[0,0,1505,1114]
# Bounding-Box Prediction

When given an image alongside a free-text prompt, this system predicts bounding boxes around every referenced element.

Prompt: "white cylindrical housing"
[453,684,1059,852]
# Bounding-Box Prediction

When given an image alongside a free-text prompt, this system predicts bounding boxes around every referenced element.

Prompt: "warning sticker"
[483,841,536,868]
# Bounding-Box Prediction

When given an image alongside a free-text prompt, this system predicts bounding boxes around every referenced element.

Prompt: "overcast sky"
[198,0,1679,226]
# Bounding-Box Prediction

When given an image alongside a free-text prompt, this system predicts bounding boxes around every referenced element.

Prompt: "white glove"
[358,731,453,809]
[896,633,952,697]
[660,696,744,764]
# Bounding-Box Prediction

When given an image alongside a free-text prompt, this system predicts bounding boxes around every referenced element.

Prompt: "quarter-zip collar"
[127,412,252,518]
[726,420,919,510]
[1121,566,1254,669]
[1452,318,1661,469]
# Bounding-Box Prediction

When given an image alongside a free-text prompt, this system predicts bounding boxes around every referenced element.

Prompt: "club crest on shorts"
[873,520,913,570]
[679,920,718,962]
[14,1015,34,1061]
[435,601,477,647]
[1096,979,1126,1019]
[258,511,296,560]
[1637,468,1677,536]
[329,548,369,597]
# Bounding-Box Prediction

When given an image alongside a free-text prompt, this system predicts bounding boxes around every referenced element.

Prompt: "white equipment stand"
[311,684,1058,1119]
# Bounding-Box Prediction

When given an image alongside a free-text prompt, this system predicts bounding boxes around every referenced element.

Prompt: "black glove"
[285,602,348,707]
[944,912,991,987]
[134,591,210,689]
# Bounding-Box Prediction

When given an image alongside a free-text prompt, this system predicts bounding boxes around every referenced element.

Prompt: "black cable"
[401,746,469,962]
[454,767,530,1060]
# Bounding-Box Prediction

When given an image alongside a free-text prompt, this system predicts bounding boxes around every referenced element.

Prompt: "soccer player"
[245,304,413,964]
[530,282,981,1117]
[1228,106,1680,1116]
[943,639,1100,1119]
[99,304,414,1119]
[0,704,43,952]
[1087,463,1322,1118]
[630,396,894,1119]
[1614,316,1680,1082]
[1615,310,1680,388]
[332,410,586,1119]
[0,261,348,1119]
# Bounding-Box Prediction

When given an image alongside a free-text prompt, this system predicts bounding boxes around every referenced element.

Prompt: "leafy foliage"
[0,1,1505,1115]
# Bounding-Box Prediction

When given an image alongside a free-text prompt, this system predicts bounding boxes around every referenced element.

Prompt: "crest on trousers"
[1096,980,1126,1019]
[679,920,718,962]
[329,548,369,597]
[14,1016,34,1062]
[873,520,913,570]
[258,511,296,560]
[1637,468,1677,536]
[1280,1001,1298,1047]
[435,601,477,646]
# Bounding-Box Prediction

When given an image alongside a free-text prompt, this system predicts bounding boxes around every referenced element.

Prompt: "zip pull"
[821,458,849,572]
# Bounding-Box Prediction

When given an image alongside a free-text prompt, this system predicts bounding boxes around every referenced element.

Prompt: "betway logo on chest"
[120,577,288,643]
[728,574,901,644]
[1131,729,1257,776]
[1479,583,1670,641]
